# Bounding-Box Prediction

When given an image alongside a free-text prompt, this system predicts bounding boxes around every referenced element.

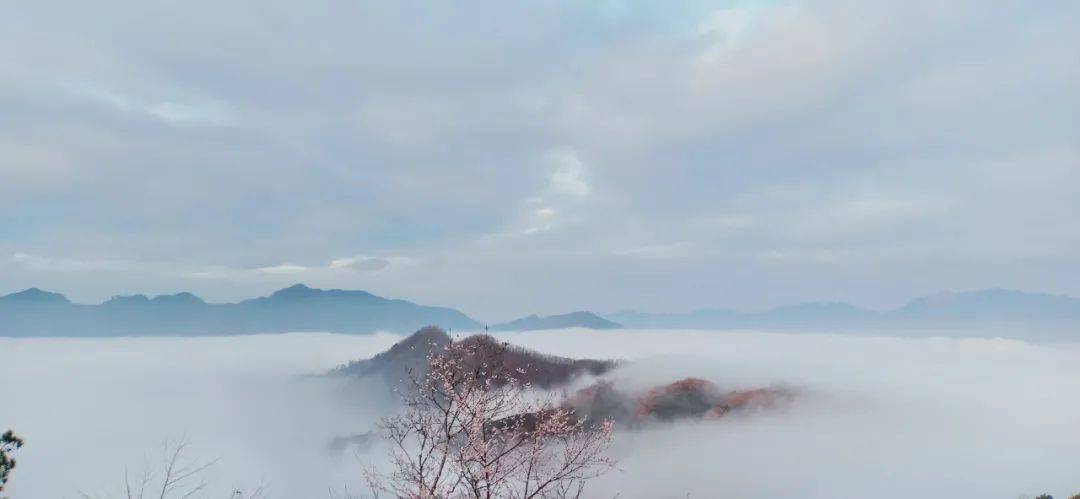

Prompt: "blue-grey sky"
[2,0,1077,320]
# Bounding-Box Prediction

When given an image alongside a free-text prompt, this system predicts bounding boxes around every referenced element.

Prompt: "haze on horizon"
[2,0,1078,319]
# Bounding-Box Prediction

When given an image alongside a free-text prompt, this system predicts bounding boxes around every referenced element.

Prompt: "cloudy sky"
[2,0,1077,320]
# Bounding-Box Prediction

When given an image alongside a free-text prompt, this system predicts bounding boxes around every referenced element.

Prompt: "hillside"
[334,327,794,437]
[333,326,617,390]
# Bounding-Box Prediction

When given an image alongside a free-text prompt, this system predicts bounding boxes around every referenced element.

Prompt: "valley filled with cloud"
[4,329,1078,498]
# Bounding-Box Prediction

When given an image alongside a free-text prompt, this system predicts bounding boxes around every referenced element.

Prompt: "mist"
[4,329,1080,498]
[1,333,402,498]
[497,330,1080,498]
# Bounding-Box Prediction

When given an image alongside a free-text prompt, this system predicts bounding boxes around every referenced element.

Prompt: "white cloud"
[253,255,414,276]
[0,140,81,190]
[695,213,756,231]
[521,225,550,236]
[492,149,594,238]
[6,330,1080,498]
[61,79,236,126]
[1,0,1077,314]
[518,207,559,236]
[534,207,557,218]
[254,264,309,275]
[11,252,48,267]
[615,242,692,260]
[548,149,592,198]
[758,248,854,264]
[253,255,417,276]
[329,255,391,272]
[10,252,128,272]
[795,197,950,237]
[696,3,772,53]
[7,252,417,296]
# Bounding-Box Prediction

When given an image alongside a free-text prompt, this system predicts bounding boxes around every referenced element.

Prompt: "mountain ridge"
[3,286,1080,339]
[608,288,1080,337]
[491,311,622,332]
[0,284,480,337]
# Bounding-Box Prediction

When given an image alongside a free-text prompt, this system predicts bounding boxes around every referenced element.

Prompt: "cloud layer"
[4,329,1080,498]
[1,0,1078,317]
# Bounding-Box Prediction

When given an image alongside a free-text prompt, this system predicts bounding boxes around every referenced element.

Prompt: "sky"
[1,0,1078,320]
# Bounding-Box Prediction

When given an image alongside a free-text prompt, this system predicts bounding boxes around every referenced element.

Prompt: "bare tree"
[366,340,616,499]
[153,438,216,499]
[78,436,262,499]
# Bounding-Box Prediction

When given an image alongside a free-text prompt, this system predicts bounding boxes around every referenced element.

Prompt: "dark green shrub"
[0,430,23,492]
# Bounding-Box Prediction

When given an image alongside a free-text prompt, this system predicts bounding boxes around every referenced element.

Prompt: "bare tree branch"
[367,339,616,498]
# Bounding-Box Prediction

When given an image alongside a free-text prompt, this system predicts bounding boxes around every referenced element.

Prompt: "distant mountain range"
[0,284,622,337]
[0,284,480,337]
[608,289,1080,338]
[2,285,1079,338]
[490,311,622,332]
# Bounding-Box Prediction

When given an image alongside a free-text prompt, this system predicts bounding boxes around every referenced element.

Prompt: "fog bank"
[1,333,403,498]
[3,329,1080,498]
[495,330,1080,498]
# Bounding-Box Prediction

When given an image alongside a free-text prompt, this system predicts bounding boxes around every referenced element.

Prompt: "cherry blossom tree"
[366,339,615,499]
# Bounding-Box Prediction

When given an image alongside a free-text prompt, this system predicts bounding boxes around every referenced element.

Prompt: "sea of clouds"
[3,329,1080,498]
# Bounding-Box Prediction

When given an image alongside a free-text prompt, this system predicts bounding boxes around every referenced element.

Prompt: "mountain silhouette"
[0,284,480,337]
[491,311,622,331]
[608,289,1080,339]
[4,286,1079,339]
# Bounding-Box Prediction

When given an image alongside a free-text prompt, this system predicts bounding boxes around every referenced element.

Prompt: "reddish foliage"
[702,406,729,420]
[343,328,798,456]
[723,388,790,411]
[558,379,796,425]
[634,377,723,421]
